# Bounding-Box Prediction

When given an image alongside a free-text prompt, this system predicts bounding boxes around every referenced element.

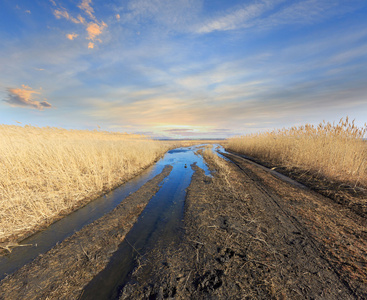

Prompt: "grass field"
[0,125,170,242]
[226,117,367,189]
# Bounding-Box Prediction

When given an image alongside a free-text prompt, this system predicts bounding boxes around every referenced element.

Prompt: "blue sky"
[1,0,367,138]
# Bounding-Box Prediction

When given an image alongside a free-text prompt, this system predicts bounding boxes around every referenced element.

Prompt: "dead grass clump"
[0,125,170,242]
[226,117,367,188]
[202,145,228,172]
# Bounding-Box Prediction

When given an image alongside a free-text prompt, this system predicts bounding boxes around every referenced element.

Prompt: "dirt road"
[0,147,366,299]
[120,150,367,299]
[0,166,173,299]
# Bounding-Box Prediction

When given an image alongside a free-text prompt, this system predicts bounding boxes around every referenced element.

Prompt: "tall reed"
[0,125,169,242]
[227,117,367,188]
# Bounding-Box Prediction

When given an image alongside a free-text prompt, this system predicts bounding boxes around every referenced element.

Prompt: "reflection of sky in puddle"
[162,145,212,177]
[81,144,212,299]
[212,144,231,162]
[0,144,212,281]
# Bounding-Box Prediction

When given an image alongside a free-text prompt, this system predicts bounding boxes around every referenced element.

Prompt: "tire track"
[222,151,359,298]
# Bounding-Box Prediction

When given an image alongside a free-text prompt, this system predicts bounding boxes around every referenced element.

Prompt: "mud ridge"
[0,165,173,300]
[223,152,367,298]
[120,152,365,299]
[225,150,367,219]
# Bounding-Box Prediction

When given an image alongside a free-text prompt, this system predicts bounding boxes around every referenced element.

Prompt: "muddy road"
[0,145,366,299]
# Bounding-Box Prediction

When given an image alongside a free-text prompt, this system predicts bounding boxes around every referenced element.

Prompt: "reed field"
[226,117,367,188]
[0,125,170,242]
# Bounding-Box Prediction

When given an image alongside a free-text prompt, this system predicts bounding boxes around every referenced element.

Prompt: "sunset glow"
[1,0,367,138]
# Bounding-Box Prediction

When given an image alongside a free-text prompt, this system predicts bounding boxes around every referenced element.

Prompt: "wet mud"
[119,150,366,299]
[0,146,366,299]
[0,165,172,299]
[0,160,169,278]
[225,150,367,219]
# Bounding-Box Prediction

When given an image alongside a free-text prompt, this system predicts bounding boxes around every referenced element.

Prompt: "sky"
[1,0,367,139]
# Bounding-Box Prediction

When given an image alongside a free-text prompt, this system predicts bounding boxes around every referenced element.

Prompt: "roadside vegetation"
[0,125,170,243]
[226,117,367,189]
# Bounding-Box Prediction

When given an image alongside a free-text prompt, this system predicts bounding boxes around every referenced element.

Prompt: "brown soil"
[0,165,172,300]
[119,152,366,299]
[1,151,366,299]
[225,150,367,219]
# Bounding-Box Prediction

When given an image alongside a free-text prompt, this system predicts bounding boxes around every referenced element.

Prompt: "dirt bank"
[0,151,170,249]
[1,149,366,299]
[224,149,367,219]
[0,165,172,300]
[120,151,366,299]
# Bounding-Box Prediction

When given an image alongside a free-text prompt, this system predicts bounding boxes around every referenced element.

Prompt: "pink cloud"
[54,9,82,24]
[53,0,107,48]
[3,85,52,110]
[86,21,107,41]
[78,0,96,21]
[66,33,79,40]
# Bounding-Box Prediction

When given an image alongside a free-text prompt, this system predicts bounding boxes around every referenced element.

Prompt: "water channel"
[0,145,213,290]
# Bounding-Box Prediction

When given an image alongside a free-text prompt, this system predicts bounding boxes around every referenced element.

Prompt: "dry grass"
[202,145,229,173]
[0,125,170,242]
[226,117,367,188]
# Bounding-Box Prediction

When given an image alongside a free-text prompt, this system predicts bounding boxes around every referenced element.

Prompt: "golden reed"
[0,125,169,242]
[227,117,367,188]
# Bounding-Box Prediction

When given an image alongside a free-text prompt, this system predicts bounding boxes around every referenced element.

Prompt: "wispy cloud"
[78,0,96,21]
[195,0,364,34]
[53,8,83,24]
[120,0,202,33]
[2,0,366,136]
[196,0,276,34]
[162,128,230,138]
[3,85,52,110]
[52,0,107,48]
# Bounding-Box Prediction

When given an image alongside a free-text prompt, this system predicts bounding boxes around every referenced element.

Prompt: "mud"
[119,151,366,299]
[1,148,366,299]
[0,165,172,300]
[225,150,367,219]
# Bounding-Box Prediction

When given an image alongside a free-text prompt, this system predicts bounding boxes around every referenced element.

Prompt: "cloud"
[86,21,107,41]
[53,9,83,24]
[78,0,96,21]
[214,129,231,132]
[53,0,107,48]
[164,128,192,133]
[121,0,202,33]
[194,0,364,34]
[196,0,275,34]
[162,128,233,138]
[66,33,78,40]
[3,85,52,110]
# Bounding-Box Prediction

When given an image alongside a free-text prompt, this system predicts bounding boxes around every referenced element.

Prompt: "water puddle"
[0,145,211,282]
[81,145,211,299]
[0,166,167,280]
[213,144,232,161]
[218,145,307,190]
